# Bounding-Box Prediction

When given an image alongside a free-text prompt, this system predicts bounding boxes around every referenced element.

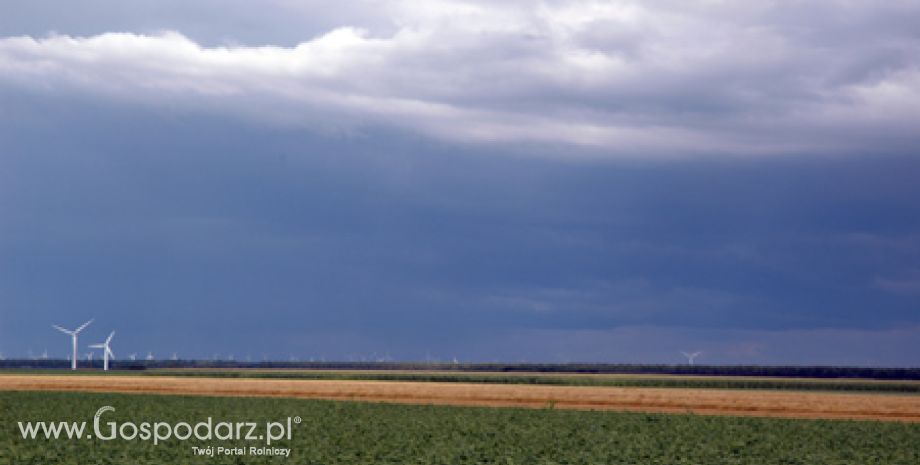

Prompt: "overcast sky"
[1,1,919,365]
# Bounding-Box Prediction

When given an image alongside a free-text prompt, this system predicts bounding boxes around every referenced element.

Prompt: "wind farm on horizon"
[0,319,916,382]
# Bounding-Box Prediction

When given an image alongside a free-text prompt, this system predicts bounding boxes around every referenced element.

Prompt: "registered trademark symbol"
[294,416,302,424]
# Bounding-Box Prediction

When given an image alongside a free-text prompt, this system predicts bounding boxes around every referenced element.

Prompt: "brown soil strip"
[2,375,919,422]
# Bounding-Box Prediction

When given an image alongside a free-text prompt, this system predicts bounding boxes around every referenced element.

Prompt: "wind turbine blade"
[106,348,115,358]
[89,344,104,349]
[52,325,73,335]
[75,319,94,334]
[105,331,115,344]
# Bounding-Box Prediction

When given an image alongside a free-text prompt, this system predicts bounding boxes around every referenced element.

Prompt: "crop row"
[2,391,919,464]
[143,369,920,394]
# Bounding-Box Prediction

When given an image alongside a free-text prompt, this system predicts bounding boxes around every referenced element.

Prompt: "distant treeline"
[2,360,920,380]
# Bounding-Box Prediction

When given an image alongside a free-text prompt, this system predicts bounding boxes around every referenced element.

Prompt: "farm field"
[149,368,920,394]
[7,367,920,394]
[2,374,920,421]
[2,390,919,465]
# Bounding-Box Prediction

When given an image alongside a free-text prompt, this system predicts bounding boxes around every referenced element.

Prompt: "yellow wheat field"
[2,374,920,422]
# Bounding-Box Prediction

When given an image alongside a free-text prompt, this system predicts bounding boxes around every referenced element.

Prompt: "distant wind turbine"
[680,351,702,366]
[89,331,115,371]
[128,353,137,361]
[85,352,94,362]
[41,349,49,360]
[146,351,154,361]
[52,319,93,370]
[171,352,178,361]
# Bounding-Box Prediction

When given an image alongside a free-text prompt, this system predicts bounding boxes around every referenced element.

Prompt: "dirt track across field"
[2,374,920,422]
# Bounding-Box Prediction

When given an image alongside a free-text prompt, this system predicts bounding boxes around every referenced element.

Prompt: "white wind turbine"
[52,319,93,370]
[89,331,115,371]
[680,351,702,366]
[146,351,154,361]
[85,352,94,362]
[128,353,137,361]
[171,352,178,361]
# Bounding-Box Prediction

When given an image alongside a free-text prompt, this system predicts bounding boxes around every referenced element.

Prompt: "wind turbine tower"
[680,351,702,366]
[52,319,93,370]
[89,331,116,371]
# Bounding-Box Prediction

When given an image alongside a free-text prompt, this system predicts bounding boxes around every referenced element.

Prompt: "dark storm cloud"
[1,2,919,363]
[1,91,919,362]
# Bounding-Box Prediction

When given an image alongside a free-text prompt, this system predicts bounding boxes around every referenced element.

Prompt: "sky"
[1,0,919,365]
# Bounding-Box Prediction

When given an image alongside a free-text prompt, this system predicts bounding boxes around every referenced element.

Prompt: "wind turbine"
[89,331,115,371]
[146,351,154,361]
[128,353,137,361]
[52,319,93,370]
[171,352,178,361]
[41,349,48,360]
[85,352,94,362]
[680,351,702,366]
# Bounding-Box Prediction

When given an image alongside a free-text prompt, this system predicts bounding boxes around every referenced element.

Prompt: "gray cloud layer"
[2,0,919,156]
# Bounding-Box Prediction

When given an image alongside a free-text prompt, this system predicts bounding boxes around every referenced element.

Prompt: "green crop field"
[2,391,919,464]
